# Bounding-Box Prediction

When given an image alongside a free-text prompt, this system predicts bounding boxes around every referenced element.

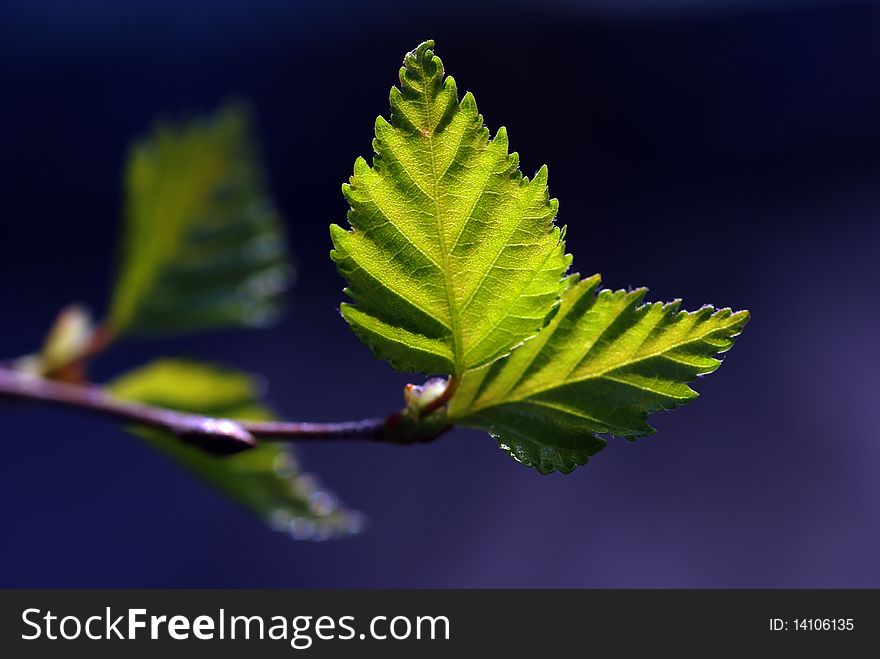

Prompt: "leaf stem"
[0,366,391,455]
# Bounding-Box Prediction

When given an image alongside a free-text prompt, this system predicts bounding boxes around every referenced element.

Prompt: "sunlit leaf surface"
[332,41,570,375]
[450,275,749,474]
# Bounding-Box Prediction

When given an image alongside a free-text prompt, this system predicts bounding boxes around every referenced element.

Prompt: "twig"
[0,366,389,455]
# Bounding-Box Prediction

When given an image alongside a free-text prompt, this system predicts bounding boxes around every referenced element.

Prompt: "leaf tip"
[414,38,436,53]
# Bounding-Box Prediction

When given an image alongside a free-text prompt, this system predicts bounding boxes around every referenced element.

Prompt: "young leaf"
[109,106,292,337]
[109,359,362,540]
[331,40,570,375]
[449,275,749,474]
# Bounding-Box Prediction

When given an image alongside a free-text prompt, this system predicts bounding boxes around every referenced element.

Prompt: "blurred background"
[1,0,879,587]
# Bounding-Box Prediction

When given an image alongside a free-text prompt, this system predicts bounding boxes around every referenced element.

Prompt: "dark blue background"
[1,0,879,586]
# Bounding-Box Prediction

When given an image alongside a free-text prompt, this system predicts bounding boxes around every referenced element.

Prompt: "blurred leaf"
[449,275,749,474]
[331,40,569,375]
[109,106,292,336]
[109,359,363,540]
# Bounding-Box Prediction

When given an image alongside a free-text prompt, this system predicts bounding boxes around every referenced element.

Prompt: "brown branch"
[0,366,390,455]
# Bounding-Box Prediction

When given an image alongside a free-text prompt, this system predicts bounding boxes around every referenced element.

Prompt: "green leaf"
[449,275,749,474]
[109,106,292,336]
[109,359,362,540]
[331,40,570,375]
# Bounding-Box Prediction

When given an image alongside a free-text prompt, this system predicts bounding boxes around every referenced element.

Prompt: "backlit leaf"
[449,275,749,474]
[331,40,570,375]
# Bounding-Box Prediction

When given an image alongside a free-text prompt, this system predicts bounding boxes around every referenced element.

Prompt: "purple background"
[1,0,878,587]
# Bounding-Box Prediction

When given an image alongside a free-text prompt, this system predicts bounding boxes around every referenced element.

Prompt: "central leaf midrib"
[420,75,463,373]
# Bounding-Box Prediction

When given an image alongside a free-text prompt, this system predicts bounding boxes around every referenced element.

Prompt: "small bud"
[386,378,450,444]
[39,305,95,376]
[403,377,447,414]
